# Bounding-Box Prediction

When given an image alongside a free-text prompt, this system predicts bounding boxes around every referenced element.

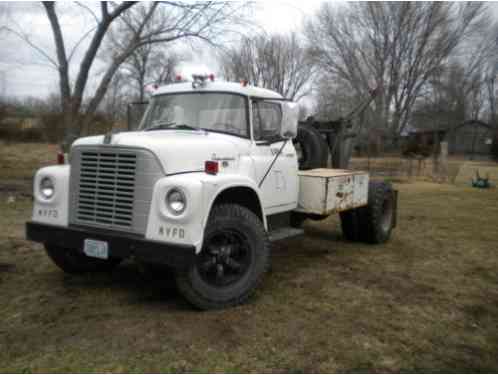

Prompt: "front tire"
[175,204,270,310]
[45,244,121,274]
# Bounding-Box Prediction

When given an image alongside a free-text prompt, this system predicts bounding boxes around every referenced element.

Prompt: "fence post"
[408,158,413,178]
[439,141,448,182]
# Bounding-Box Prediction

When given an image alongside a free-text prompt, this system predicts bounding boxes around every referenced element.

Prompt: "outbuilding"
[446,120,495,158]
[404,120,496,159]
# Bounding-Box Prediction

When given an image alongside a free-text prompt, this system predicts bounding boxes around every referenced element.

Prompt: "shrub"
[0,121,45,143]
[40,113,65,143]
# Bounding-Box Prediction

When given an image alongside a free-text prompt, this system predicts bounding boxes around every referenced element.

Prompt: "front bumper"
[26,221,196,270]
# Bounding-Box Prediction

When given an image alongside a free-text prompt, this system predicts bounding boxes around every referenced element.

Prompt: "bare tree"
[41,2,136,149]
[486,61,498,126]
[306,2,488,136]
[484,25,498,126]
[111,42,183,102]
[104,1,238,104]
[99,71,128,123]
[0,4,7,34]
[221,32,315,101]
[0,3,9,26]
[9,1,247,149]
[313,77,361,121]
[99,47,182,127]
[411,18,498,132]
[150,51,183,87]
[412,63,477,131]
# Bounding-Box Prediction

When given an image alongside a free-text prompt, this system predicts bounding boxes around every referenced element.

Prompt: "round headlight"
[166,188,186,215]
[40,177,55,199]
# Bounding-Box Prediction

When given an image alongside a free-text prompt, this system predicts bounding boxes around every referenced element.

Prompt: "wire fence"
[349,138,462,183]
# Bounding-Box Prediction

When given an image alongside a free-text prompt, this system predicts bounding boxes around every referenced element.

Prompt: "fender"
[145,172,266,253]
[145,173,205,251]
[201,173,267,229]
[32,165,70,227]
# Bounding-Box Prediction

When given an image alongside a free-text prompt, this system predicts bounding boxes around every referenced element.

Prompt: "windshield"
[141,93,249,137]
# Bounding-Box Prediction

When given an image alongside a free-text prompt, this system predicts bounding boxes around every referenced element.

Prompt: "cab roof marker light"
[57,151,65,165]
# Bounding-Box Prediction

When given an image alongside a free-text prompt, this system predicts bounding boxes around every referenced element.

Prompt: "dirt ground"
[1,143,498,373]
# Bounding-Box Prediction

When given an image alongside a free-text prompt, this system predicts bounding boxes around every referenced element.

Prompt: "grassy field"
[1,143,498,372]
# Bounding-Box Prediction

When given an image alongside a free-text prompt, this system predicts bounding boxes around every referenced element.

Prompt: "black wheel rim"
[196,229,252,287]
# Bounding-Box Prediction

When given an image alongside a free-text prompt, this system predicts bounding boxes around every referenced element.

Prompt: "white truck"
[26,75,397,310]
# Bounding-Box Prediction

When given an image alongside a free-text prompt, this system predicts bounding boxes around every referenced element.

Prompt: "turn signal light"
[205,161,219,175]
[57,151,65,165]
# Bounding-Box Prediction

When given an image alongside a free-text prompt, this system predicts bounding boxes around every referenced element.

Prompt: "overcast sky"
[0,1,325,99]
[1,1,497,101]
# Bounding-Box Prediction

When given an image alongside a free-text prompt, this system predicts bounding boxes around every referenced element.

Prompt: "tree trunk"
[138,72,145,102]
[80,53,131,133]
[43,2,136,151]
[60,97,82,152]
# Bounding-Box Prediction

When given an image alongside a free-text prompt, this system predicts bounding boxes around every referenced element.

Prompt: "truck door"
[251,100,299,214]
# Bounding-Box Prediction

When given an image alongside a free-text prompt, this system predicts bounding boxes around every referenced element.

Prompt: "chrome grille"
[77,151,136,227]
[69,146,164,234]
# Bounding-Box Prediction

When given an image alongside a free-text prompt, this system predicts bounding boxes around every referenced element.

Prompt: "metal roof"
[153,81,284,99]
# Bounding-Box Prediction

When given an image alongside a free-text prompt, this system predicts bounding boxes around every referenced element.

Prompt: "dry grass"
[455,162,498,186]
[1,143,497,372]
[0,142,57,194]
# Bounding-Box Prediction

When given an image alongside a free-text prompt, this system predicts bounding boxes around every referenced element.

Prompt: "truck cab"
[26,76,396,310]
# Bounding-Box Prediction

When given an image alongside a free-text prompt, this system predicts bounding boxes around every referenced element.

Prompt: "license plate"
[83,239,109,259]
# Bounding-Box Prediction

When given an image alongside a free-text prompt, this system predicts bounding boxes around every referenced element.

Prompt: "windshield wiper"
[145,122,198,131]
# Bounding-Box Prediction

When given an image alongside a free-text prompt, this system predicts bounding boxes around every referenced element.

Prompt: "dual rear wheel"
[340,181,395,244]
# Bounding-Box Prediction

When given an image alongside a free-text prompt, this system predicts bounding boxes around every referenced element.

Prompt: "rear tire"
[45,244,121,274]
[294,124,328,170]
[340,209,363,242]
[340,181,395,244]
[175,204,270,310]
[362,181,395,244]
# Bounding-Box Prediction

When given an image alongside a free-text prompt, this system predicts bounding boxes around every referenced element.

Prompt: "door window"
[252,101,282,141]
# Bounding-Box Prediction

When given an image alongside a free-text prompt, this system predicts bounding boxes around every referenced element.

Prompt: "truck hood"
[71,130,249,175]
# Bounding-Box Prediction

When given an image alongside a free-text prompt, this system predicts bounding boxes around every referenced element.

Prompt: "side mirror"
[281,101,299,139]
